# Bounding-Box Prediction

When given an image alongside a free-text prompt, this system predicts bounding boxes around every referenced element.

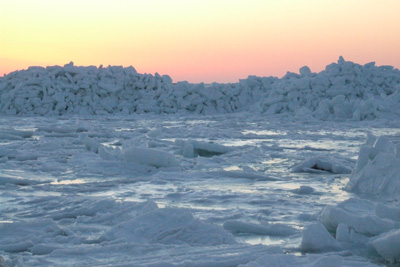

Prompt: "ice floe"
[292,155,354,174]
[122,147,181,168]
[300,222,342,252]
[369,229,400,262]
[223,220,297,236]
[298,134,400,264]
[102,204,236,246]
[176,139,232,158]
[291,185,316,195]
[346,134,400,197]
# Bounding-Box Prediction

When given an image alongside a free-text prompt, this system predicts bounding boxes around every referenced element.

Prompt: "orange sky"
[1,0,400,83]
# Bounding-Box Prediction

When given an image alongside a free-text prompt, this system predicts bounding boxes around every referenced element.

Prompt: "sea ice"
[122,147,181,168]
[240,253,378,267]
[346,135,400,197]
[1,58,400,121]
[0,218,62,253]
[309,134,400,263]
[1,58,400,266]
[369,229,400,262]
[300,222,342,252]
[223,220,297,236]
[319,198,399,236]
[102,205,236,246]
[176,139,232,158]
[291,185,315,195]
[292,156,353,174]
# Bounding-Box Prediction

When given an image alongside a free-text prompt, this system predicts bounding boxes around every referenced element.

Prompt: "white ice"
[1,57,400,121]
[346,135,400,197]
[1,58,400,266]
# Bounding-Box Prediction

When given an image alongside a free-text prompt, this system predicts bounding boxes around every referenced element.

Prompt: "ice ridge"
[1,57,399,120]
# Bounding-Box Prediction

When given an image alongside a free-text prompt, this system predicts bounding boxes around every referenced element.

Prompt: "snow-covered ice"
[300,222,342,252]
[1,57,400,120]
[1,58,400,266]
[370,229,400,262]
[122,147,181,168]
[346,135,400,197]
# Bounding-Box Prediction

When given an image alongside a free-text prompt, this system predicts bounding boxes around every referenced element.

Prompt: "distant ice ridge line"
[1,57,400,120]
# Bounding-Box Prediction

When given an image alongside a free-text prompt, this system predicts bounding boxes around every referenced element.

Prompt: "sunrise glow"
[1,0,400,83]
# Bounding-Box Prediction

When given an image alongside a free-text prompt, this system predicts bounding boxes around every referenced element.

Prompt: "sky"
[1,0,400,83]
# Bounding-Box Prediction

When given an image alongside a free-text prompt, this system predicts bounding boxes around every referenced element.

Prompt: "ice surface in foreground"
[299,134,400,264]
[304,197,400,263]
[1,116,397,266]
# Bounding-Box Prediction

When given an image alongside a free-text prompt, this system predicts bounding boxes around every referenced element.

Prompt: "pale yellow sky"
[1,0,400,82]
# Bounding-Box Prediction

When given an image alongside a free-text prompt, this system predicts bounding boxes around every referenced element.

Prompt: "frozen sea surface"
[1,113,399,266]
